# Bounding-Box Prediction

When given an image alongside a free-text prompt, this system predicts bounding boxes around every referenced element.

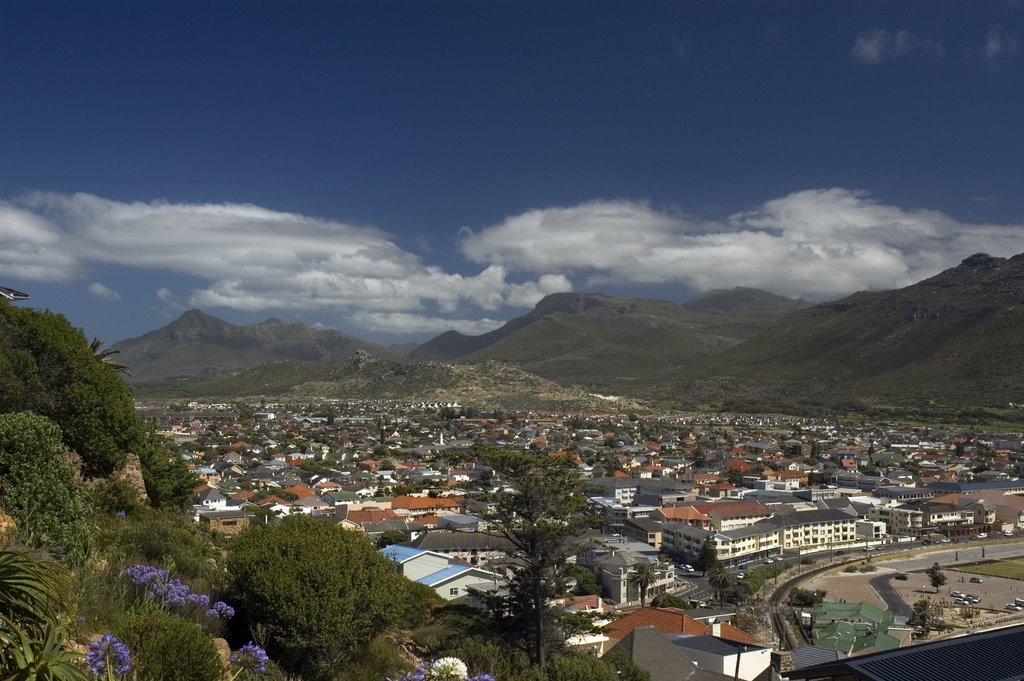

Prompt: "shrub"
[102,509,217,583]
[226,515,409,681]
[0,412,91,563]
[118,610,222,681]
[546,654,620,681]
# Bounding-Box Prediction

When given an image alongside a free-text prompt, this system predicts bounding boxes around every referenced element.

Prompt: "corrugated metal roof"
[417,564,471,586]
[379,544,423,563]
[788,625,1024,681]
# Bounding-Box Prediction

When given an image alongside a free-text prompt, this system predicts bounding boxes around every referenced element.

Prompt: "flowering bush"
[86,633,131,679]
[120,564,233,628]
[389,657,496,681]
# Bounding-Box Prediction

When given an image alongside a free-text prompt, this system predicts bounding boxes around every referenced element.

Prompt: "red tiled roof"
[282,484,317,499]
[604,607,709,640]
[716,622,761,645]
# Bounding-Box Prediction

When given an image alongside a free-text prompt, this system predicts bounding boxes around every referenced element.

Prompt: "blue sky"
[2,1,1024,344]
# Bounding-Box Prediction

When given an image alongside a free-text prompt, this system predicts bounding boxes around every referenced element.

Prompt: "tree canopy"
[926,562,947,593]
[0,303,193,507]
[470,447,593,667]
[225,515,410,681]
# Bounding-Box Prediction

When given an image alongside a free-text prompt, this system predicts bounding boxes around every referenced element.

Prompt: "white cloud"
[983,25,1018,59]
[0,204,77,281]
[2,192,569,334]
[349,311,505,335]
[851,28,940,64]
[7,189,1024,336]
[460,189,1024,301]
[88,282,121,301]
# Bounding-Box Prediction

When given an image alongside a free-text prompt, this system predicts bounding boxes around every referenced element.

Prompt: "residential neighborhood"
[138,399,1024,678]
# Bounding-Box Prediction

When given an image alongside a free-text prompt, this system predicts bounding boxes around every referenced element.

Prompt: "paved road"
[854,541,1024,620]
[869,573,912,618]
[876,540,1024,572]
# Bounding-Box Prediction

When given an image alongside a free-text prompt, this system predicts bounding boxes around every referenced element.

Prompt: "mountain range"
[114,254,1024,417]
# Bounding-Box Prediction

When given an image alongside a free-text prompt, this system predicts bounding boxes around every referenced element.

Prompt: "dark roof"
[606,626,712,681]
[790,644,848,670]
[409,531,514,552]
[668,634,766,655]
[926,480,1024,492]
[786,624,1024,681]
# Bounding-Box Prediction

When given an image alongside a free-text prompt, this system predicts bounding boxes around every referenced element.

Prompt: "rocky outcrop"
[110,453,149,506]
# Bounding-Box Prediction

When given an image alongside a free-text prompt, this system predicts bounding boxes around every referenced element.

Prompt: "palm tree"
[629,561,658,607]
[908,598,939,636]
[708,563,732,604]
[0,549,87,680]
[89,338,131,376]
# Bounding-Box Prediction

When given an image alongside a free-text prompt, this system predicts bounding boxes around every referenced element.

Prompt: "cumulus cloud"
[5,189,1022,336]
[88,282,121,301]
[851,28,940,64]
[460,189,1024,300]
[0,192,570,334]
[0,204,78,281]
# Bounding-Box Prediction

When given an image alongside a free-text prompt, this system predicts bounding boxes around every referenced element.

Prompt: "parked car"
[894,573,909,581]
[970,577,984,584]
[976,533,988,539]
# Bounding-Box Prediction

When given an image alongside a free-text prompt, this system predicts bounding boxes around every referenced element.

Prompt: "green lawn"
[955,559,1024,580]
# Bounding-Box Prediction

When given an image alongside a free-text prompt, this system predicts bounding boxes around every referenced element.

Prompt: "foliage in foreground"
[0,302,194,509]
[0,412,91,563]
[226,515,412,681]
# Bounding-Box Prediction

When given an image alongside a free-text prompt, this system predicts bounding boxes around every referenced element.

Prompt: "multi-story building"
[662,522,781,566]
[763,509,859,551]
[867,503,924,536]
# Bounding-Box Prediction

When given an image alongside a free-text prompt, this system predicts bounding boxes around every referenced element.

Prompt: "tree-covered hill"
[0,300,193,507]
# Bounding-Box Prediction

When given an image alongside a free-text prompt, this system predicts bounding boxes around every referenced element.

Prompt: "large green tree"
[0,303,193,507]
[226,515,409,681]
[471,447,593,668]
[0,412,90,562]
[698,536,720,576]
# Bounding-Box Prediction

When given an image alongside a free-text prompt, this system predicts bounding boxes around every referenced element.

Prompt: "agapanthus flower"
[430,657,469,680]
[86,633,131,678]
[207,600,235,619]
[121,564,167,586]
[187,592,211,608]
[229,642,269,674]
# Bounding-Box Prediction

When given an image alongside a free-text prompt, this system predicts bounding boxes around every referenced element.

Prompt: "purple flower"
[116,510,126,520]
[122,564,167,586]
[229,642,269,674]
[86,633,131,678]
[468,675,497,681]
[187,592,211,608]
[206,600,235,619]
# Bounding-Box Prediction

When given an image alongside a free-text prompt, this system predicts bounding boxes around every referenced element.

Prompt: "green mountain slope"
[679,253,1024,410]
[412,290,808,390]
[113,310,399,382]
